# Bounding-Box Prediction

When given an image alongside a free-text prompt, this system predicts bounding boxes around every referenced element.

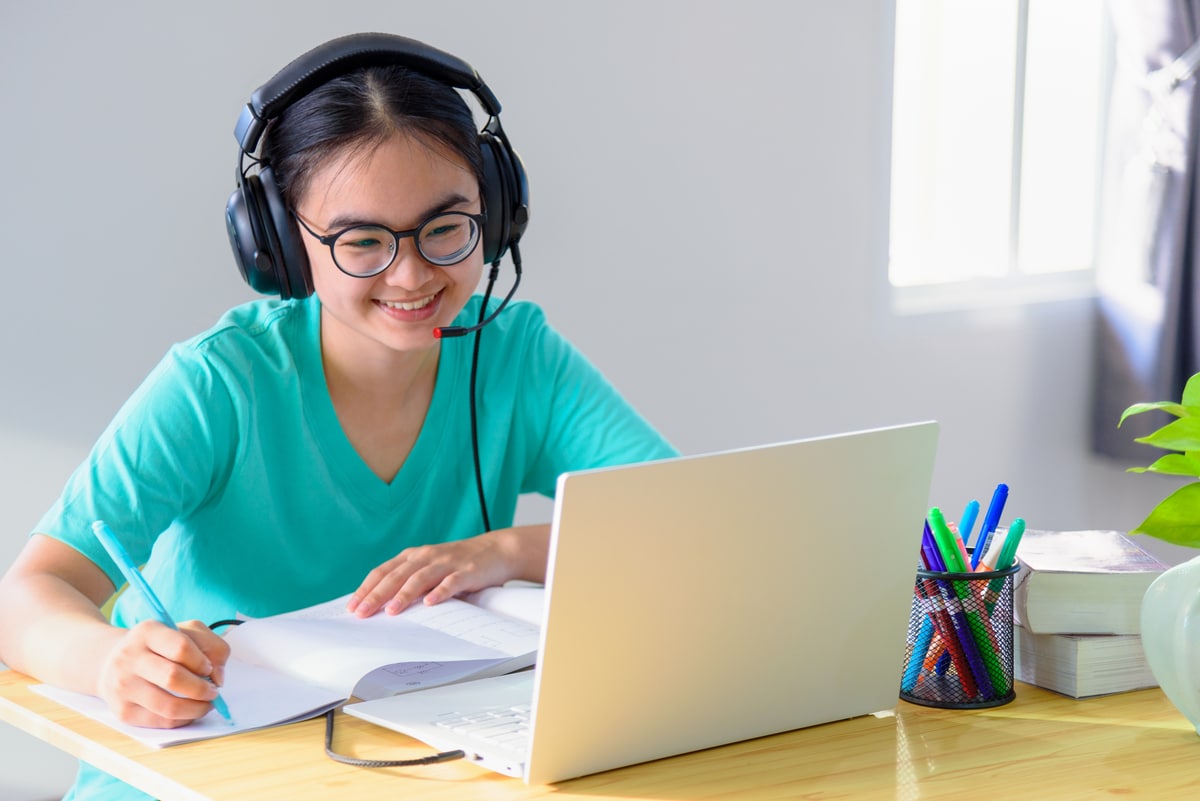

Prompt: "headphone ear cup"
[479,135,508,264]
[226,178,282,296]
[224,168,311,299]
[479,131,529,264]
[257,166,313,299]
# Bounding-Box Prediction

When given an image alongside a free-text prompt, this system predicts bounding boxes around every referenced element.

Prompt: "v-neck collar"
[295,297,462,509]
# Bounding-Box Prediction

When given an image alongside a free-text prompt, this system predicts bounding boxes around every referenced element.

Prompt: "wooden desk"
[2,667,1197,800]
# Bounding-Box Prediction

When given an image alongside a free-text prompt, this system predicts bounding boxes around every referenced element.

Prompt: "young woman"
[0,33,674,801]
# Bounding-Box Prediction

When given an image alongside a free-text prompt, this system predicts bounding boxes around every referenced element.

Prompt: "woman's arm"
[0,534,231,728]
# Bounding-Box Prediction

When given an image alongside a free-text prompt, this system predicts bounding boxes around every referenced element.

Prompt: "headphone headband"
[235,33,502,154]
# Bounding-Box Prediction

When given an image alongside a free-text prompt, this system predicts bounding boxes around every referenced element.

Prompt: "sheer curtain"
[1092,0,1200,459]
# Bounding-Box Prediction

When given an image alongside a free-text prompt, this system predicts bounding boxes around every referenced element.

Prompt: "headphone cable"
[469,263,499,533]
[324,708,465,768]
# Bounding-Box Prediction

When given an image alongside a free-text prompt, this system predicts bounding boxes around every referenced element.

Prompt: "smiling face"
[295,132,485,365]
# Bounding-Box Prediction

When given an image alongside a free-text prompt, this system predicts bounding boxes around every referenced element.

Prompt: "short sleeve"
[35,346,240,587]
[513,308,677,495]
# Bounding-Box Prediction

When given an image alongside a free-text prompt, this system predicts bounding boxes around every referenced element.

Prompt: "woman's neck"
[319,312,441,482]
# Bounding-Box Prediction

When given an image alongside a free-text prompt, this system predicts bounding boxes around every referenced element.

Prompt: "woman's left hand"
[346,524,550,618]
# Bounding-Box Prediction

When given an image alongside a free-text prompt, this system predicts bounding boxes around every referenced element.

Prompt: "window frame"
[886,0,1114,316]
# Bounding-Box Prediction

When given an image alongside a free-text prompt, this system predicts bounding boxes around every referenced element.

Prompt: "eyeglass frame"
[292,209,487,277]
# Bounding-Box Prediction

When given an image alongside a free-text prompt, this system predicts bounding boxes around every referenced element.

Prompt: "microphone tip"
[432,328,443,339]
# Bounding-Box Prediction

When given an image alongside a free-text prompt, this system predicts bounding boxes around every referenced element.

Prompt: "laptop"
[344,420,939,784]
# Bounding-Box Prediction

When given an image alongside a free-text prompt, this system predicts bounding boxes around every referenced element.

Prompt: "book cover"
[1013,529,1168,635]
[1015,625,1158,698]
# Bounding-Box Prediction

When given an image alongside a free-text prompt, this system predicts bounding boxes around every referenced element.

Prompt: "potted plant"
[1122,371,1200,733]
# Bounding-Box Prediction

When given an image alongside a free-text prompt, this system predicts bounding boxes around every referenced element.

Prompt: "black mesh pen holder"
[898,559,1019,709]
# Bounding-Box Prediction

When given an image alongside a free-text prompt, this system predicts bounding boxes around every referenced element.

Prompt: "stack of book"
[1013,529,1167,698]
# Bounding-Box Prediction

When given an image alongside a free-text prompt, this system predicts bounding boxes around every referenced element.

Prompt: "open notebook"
[345,421,940,784]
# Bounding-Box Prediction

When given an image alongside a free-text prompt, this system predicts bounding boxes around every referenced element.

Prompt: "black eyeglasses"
[293,211,486,277]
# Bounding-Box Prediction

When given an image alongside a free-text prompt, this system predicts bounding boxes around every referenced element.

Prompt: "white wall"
[1,1,1190,797]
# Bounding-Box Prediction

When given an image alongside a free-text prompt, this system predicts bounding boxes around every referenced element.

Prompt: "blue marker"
[970,484,1009,570]
[91,520,234,725]
[958,500,980,548]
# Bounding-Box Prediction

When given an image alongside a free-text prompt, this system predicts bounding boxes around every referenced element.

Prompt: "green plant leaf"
[1135,416,1200,452]
[1131,482,1200,547]
[1119,401,1191,426]
[1183,372,1200,406]
[1127,452,1200,477]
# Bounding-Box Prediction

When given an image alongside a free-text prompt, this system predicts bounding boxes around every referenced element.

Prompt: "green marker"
[994,518,1026,571]
[927,507,968,573]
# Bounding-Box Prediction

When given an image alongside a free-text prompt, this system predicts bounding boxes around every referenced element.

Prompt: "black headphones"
[226,32,530,299]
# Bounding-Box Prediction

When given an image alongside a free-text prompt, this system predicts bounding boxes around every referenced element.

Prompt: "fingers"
[102,672,217,729]
[178,619,231,687]
[345,555,404,617]
[97,620,226,728]
[347,541,499,618]
[347,528,545,619]
[347,550,455,618]
[420,570,467,607]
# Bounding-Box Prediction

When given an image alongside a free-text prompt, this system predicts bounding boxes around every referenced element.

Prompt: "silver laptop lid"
[526,421,939,784]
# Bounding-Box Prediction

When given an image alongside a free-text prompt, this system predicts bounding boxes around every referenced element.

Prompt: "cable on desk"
[211,618,463,767]
[206,618,465,768]
[323,709,466,768]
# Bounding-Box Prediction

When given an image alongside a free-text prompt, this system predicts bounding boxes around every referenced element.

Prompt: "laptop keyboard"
[434,704,532,752]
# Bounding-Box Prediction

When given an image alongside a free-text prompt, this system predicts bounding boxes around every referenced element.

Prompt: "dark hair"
[261,64,485,209]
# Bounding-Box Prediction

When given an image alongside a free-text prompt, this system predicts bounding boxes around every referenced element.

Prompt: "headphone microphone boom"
[434,246,523,339]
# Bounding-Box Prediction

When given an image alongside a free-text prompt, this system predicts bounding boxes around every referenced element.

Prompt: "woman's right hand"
[95,618,230,729]
[0,534,230,729]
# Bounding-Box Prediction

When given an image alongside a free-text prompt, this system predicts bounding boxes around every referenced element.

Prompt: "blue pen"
[91,521,234,725]
[958,500,980,548]
[970,484,1008,570]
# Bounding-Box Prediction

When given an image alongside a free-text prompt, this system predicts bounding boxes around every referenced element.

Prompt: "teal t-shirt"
[39,294,676,801]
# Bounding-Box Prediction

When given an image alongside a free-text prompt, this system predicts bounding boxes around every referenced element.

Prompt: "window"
[888,0,1112,308]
